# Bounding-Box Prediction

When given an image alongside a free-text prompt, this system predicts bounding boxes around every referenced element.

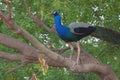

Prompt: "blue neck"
[54,15,62,27]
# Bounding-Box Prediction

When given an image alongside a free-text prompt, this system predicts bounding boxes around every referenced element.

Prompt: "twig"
[52,47,70,54]
[29,71,40,80]
[5,61,28,74]
[23,0,56,33]
[5,0,12,19]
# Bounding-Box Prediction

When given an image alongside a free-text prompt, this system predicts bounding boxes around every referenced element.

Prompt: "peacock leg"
[76,41,80,65]
[68,42,74,59]
[71,41,80,69]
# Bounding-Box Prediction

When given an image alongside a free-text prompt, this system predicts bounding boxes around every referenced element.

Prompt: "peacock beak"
[50,10,56,15]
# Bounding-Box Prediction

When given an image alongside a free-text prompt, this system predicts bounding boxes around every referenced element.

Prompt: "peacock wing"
[68,22,93,35]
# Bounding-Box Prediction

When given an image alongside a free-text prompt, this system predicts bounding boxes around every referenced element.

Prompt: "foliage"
[0,0,120,80]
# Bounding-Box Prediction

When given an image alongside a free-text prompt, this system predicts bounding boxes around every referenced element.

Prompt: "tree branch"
[5,0,12,19]
[23,0,56,33]
[6,61,28,74]
[0,52,23,61]
[52,47,70,54]
[0,33,37,59]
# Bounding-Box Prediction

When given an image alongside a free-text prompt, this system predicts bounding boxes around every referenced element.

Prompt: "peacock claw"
[71,62,79,71]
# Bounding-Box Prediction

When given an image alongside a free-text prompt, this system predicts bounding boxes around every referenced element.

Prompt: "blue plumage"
[52,11,96,42]
[51,10,96,65]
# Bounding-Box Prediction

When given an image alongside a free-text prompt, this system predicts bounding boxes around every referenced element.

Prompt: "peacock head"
[51,10,59,16]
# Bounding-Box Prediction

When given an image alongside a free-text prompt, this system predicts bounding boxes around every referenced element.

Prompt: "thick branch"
[0,33,63,66]
[0,33,36,57]
[0,52,23,61]
[0,32,118,80]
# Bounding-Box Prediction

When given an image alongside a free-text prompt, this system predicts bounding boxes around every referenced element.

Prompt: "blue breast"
[54,15,80,42]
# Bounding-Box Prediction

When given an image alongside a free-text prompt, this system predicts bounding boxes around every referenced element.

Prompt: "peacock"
[51,10,120,66]
[51,10,96,65]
